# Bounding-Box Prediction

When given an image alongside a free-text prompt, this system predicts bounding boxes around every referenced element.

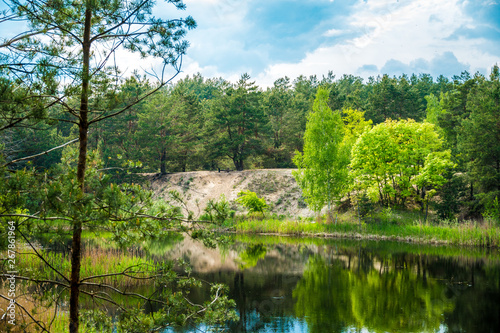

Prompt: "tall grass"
[16,246,157,287]
[1,244,160,332]
[233,214,500,248]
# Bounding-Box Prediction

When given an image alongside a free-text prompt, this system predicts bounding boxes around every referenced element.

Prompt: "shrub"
[236,190,268,215]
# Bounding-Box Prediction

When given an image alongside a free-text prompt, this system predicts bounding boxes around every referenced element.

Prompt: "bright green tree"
[350,119,451,207]
[425,93,446,127]
[293,87,350,218]
[236,190,268,215]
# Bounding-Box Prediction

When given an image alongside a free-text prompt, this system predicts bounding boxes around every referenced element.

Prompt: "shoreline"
[227,219,500,248]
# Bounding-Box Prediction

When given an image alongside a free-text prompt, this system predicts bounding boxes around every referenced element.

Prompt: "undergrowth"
[232,209,500,248]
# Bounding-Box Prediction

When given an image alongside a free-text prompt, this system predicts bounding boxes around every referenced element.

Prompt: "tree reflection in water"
[293,254,454,333]
[152,236,500,332]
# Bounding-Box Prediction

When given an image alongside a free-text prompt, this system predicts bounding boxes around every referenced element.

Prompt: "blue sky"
[1,0,499,87]
[175,0,500,86]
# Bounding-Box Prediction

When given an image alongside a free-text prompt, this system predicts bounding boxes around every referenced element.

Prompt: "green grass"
[233,215,500,248]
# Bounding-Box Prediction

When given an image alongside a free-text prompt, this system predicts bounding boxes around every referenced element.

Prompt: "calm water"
[154,235,500,333]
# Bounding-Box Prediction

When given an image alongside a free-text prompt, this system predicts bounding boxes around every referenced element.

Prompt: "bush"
[236,190,268,215]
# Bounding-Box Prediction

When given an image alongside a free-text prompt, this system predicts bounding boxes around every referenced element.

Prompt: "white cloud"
[178,56,242,83]
[253,0,499,86]
[323,29,344,37]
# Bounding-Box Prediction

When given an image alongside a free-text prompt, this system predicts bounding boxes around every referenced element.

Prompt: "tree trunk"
[160,147,166,174]
[70,5,92,333]
[234,158,244,171]
[420,186,426,213]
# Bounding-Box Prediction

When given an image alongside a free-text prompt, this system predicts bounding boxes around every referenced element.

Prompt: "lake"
[5,233,500,332]
[145,234,500,333]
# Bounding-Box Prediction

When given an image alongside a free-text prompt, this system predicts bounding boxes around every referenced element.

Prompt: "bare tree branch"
[0,28,56,48]
[0,214,73,222]
[79,263,160,283]
[16,227,71,283]
[0,294,50,332]
[3,138,78,167]
[0,274,70,289]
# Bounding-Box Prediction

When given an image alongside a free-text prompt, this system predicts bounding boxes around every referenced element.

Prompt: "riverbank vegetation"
[231,214,500,248]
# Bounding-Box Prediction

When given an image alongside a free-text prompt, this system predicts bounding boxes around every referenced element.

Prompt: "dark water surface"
[156,235,500,333]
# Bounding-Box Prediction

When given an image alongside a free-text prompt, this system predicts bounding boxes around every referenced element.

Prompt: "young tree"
[0,1,236,332]
[293,87,350,219]
[236,190,268,215]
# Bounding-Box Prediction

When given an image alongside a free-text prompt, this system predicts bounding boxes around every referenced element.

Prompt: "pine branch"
[79,263,160,283]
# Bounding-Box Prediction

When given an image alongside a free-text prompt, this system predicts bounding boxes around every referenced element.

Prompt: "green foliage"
[236,190,268,214]
[341,107,373,142]
[293,87,350,214]
[459,68,500,207]
[434,171,468,220]
[80,310,114,333]
[203,194,232,224]
[425,93,446,128]
[132,79,205,173]
[262,77,308,167]
[351,119,451,207]
[208,74,267,171]
[357,192,374,223]
[484,197,500,225]
[364,74,423,123]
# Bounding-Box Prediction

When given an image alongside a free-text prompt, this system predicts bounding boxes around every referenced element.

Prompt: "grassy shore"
[231,212,500,248]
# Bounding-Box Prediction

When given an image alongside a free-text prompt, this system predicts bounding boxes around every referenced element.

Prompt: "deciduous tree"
[293,87,350,218]
[350,119,451,208]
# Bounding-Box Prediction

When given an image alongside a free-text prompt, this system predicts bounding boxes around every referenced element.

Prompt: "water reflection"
[161,236,500,333]
[294,255,453,333]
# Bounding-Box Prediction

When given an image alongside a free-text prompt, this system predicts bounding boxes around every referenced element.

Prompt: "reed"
[15,245,158,288]
[233,215,500,248]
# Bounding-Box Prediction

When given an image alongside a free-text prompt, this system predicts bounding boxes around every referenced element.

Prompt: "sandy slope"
[142,169,316,218]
